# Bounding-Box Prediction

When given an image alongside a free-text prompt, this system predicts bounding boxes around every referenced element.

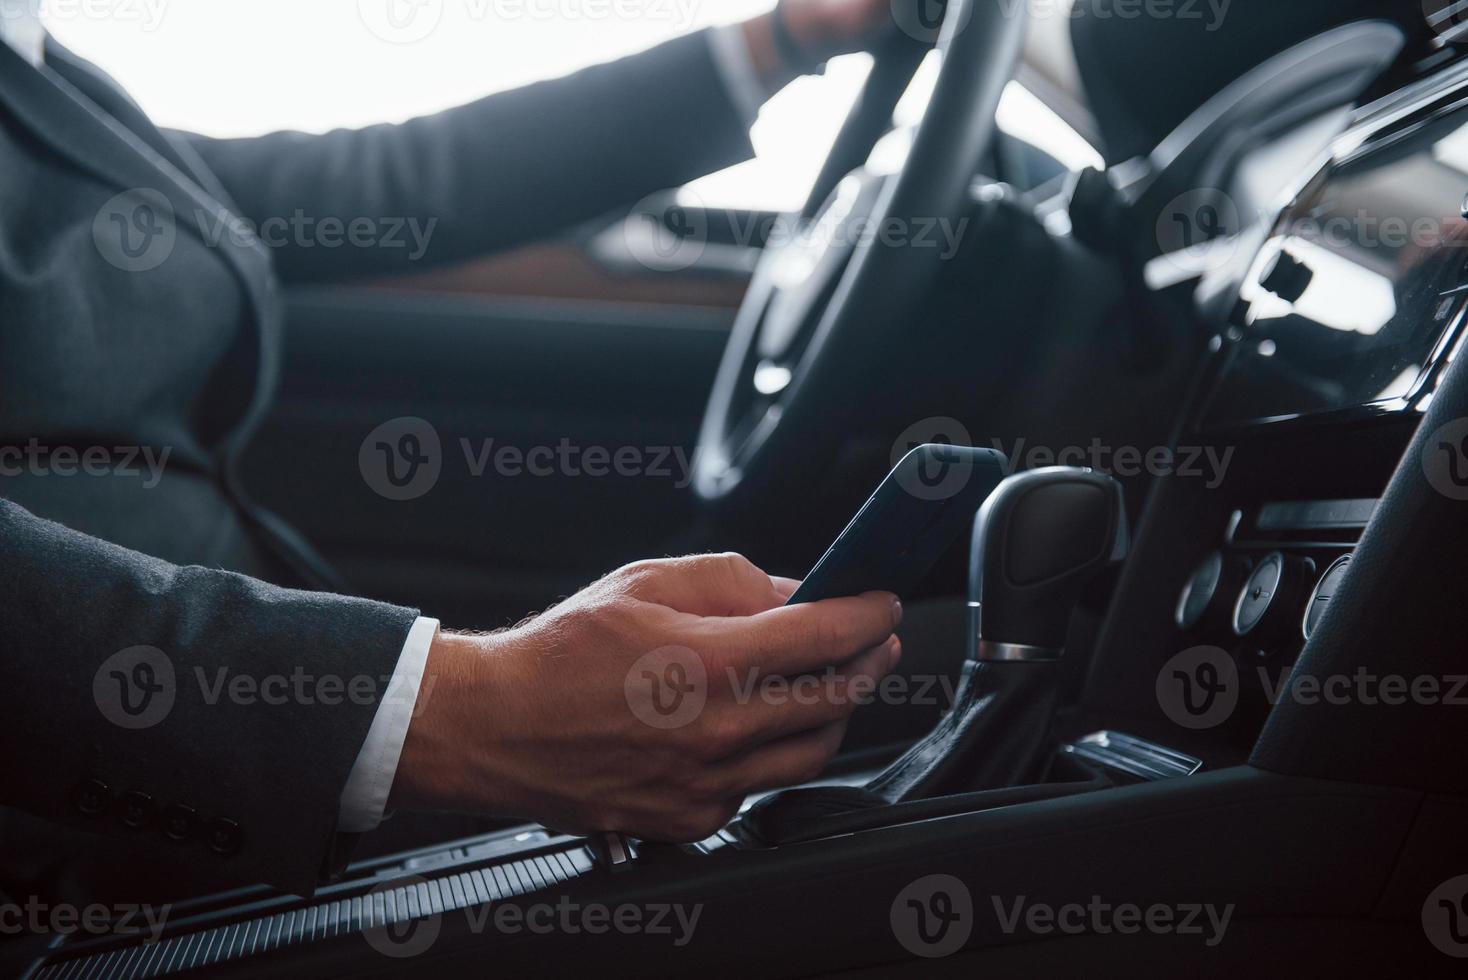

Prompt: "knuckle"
[695,552,763,593]
[708,551,751,571]
[579,595,644,646]
[614,559,665,596]
[697,712,749,761]
[603,594,648,631]
[724,553,781,605]
[674,552,723,573]
[810,610,852,656]
[718,551,763,584]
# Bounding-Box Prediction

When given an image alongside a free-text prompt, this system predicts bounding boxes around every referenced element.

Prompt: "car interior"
[17,0,1468,975]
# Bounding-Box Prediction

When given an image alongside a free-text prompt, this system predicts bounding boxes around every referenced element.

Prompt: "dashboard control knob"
[1259,250,1314,303]
[1302,556,1351,641]
[1232,552,1312,639]
[1175,551,1224,631]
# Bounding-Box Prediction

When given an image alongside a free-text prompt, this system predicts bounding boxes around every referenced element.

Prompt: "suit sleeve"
[0,498,419,897]
[179,30,756,284]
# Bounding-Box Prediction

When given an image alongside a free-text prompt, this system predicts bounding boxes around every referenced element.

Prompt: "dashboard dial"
[1232,552,1285,637]
[1302,556,1352,641]
[1175,551,1225,631]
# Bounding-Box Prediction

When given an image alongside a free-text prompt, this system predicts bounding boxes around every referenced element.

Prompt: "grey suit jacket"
[0,32,751,899]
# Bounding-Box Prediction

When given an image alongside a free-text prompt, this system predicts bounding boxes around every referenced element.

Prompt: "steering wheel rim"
[692,0,1028,506]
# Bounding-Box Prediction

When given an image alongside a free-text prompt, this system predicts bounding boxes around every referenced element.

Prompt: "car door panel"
[241,229,749,627]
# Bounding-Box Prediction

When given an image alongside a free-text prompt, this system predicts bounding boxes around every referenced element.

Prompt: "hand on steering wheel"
[693,0,1028,507]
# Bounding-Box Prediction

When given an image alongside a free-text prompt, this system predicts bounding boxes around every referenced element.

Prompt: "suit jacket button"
[162,803,196,841]
[74,779,110,817]
[206,818,242,856]
[120,791,155,829]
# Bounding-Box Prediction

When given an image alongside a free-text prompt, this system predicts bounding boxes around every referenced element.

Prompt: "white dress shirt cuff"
[707,23,769,130]
[337,616,439,833]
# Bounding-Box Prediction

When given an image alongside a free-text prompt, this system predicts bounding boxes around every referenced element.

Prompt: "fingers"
[770,576,802,601]
[710,720,849,798]
[705,637,899,751]
[617,553,788,618]
[705,590,902,677]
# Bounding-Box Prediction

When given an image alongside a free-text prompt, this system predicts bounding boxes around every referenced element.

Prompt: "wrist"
[771,0,829,74]
[740,8,822,94]
[388,629,503,814]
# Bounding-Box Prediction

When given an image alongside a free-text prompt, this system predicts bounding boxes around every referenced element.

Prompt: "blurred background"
[44,0,1101,211]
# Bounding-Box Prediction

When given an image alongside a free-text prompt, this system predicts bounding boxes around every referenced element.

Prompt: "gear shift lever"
[742,468,1126,841]
[867,467,1127,800]
[970,466,1130,663]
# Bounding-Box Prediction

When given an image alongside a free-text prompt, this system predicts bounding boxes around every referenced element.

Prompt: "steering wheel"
[692,0,1027,507]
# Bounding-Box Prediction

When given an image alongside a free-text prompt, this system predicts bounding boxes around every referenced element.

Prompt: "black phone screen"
[786,445,1009,605]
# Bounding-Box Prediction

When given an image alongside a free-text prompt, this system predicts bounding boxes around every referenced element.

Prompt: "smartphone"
[786,444,1010,605]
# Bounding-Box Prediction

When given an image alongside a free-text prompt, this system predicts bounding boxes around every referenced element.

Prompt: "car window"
[45,0,1097,213]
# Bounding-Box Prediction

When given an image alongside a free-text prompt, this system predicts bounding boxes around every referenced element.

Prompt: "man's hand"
[742,0,898,90]
[391,553,902,842]
[782,0,898,59]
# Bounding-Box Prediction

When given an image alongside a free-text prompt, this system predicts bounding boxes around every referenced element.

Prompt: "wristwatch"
[771,1,828,75]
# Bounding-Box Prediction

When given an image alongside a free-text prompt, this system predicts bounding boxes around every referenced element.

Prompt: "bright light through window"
[43,0,1098,213]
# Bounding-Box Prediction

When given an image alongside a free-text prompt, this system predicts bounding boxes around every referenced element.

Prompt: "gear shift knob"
[739,467,1129,844]
[969,467,1129,663]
